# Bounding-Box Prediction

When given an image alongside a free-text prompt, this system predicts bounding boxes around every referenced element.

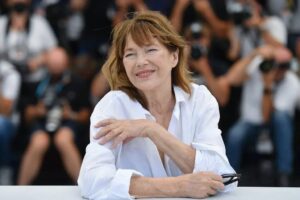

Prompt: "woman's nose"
[136,53,148,67]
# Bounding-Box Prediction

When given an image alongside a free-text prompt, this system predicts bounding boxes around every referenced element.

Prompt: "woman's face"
[122,35,178,93]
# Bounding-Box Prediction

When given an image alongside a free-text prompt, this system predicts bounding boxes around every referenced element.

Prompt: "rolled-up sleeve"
[191,86,237,191]
[77,92,143,200]
[78,143,142,200]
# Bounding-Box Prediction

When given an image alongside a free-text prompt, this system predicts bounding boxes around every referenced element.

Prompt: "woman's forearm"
[129,176,183,198]
[130,172,224,199]
[146,124,196,173]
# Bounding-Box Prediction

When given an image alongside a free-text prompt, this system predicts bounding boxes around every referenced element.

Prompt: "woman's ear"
[171,49,179,68]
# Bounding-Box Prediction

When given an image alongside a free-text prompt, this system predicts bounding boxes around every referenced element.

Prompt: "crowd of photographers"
[0,0,300,187]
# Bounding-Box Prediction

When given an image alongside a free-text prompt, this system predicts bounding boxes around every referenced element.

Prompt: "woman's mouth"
[136,70,155,78]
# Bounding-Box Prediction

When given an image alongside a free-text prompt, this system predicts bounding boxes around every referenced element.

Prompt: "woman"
[78,11,237,199]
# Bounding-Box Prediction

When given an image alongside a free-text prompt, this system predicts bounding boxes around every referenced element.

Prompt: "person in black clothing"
[17,47,90,185]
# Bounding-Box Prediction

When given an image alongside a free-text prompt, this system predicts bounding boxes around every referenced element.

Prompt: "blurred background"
[0,0,299,187]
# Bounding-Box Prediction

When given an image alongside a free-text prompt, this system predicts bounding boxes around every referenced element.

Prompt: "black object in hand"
[222,173,241,185]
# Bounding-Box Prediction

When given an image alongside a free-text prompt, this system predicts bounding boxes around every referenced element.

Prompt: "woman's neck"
[142,86,175,116]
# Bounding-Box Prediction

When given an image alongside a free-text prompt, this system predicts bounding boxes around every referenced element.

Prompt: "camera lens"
[259,59,275,73]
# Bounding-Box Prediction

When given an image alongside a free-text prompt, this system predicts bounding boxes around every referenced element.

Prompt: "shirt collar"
[173,85,189,120]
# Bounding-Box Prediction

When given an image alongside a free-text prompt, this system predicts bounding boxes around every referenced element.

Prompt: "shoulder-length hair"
[102,11,192,108]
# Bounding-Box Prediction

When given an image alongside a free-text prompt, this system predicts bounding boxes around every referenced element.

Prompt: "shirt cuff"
[193,150,206,172]
[111,169,143,200]
[192,149,237,192]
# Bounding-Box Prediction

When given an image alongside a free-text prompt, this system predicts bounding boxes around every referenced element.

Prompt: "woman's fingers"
[207,172,223,182]
[93,119,146,146]
[94,118,116,128]
[210,180,225,191]
[207,187,218,196]
[94,121,119,139]
[99,127,123,144]
[112,132,128,148]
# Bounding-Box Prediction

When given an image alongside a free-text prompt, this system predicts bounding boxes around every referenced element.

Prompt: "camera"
[190,22,203,40]
[190,44,207,60]
[189,22,207,60]
[43,90,64,133]
[227,1,252,25]
[259,59,275,73]
[259,59,290,73]
[45,105,63,133]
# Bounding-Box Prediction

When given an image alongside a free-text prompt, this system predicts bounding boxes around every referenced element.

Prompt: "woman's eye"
[147,48,157,53]
[124,53,135,58]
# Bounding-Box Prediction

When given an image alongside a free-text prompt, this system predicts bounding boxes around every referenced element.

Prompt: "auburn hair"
[102,11,192,108]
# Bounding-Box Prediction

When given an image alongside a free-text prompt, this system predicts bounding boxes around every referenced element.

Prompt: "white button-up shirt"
[78,83,236,200]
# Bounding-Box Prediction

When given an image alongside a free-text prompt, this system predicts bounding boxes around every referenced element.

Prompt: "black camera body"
[191,44,207,60]
[259,59,290,73]
[45,104,63,133]
[189,22,207,60]
[227,1,252,25]
[44,92,65,133]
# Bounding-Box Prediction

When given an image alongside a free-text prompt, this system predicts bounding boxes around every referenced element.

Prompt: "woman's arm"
[79,142,223,199]
[129,172,224,199]
[146,123,196,173]
[95,118,196,173]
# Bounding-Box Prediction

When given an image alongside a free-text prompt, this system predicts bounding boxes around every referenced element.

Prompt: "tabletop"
[0,186,299,200]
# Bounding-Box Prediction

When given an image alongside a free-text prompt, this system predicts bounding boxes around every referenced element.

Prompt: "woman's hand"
[178,172,225,198]
[93,119,155,148]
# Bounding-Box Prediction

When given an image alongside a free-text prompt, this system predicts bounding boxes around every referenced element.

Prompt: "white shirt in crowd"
[241,56,300,124]
[78,83,236,200]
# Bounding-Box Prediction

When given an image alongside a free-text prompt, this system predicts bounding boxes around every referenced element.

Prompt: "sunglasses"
[222,173,241,185]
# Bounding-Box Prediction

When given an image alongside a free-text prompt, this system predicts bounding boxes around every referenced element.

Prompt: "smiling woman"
[78,11,237,200]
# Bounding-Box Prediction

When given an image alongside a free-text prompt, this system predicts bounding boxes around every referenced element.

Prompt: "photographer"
[225,45,300,186]
[17,48,90,185]
[228,0,288,56]
[0,0,57,82]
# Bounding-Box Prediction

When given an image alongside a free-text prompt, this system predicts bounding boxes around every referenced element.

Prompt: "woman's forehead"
[124,34,159,49]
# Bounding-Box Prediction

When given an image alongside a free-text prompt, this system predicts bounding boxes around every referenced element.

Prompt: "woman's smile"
[135,69,156,79]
